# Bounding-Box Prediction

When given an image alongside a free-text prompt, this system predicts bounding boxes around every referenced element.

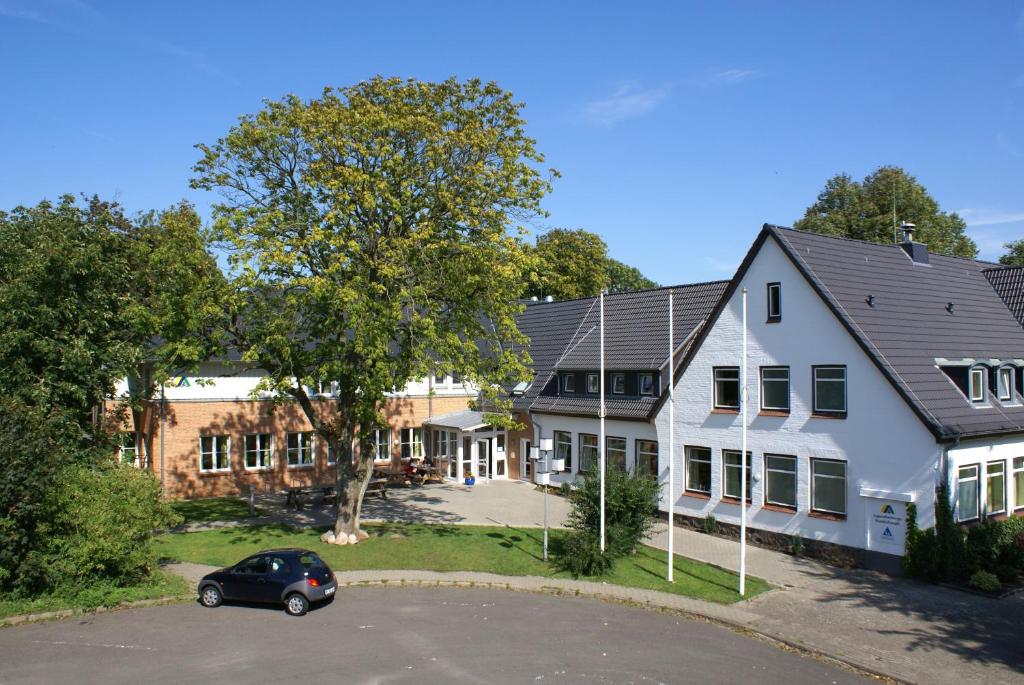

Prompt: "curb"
[0,594,191,628]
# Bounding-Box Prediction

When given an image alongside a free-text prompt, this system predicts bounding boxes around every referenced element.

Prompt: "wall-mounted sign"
[864,498,905,553]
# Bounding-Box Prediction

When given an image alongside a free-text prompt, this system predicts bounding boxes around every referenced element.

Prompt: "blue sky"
[1,2,1022,284]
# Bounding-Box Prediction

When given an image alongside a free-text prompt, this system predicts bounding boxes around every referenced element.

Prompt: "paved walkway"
[171,483,1023,685]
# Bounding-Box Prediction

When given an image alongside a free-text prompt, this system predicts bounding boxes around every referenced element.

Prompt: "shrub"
[789,534,805,557]
[33,464,180,589]
[702,514,717,535]
[555,468,660,576]
[968,570,1001,593]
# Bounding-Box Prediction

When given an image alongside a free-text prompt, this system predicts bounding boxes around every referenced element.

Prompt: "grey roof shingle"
[768,226,1024,438]
[984,265,1024,328]
[511,297,595,412]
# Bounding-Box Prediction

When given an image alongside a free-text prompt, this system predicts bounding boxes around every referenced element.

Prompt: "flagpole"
[599,290,606,553]
[740,288,748,597]
[667,289,675,582]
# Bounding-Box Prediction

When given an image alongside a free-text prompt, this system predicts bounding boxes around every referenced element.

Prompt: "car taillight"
[307,577,320,587]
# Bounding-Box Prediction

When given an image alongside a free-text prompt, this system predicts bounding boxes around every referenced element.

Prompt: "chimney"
[899,221,929,265]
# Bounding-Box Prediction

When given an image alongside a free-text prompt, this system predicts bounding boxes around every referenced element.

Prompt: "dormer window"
[562,374,575,393]
[611,373,625,394]
[639,373,654,396]
[969,366,987,403]
[998,366,1015,402]
[767,282,781,323]
[587,373,599,393]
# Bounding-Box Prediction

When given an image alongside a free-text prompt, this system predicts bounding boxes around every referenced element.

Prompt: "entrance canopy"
[424,409,490,432]
[423,410,509,481]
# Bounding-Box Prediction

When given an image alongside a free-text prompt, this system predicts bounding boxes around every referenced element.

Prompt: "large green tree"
[526,228,659,299]
[794,166,978,258]
[999,239,1024,266]
[605,257,658,294]
[192,77,549,542]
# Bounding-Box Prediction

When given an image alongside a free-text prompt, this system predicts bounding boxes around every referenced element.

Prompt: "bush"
[968,570,1001,593]
[789,534,805,557]
[32,464,181,589]
[702,514,717,535]
[555,468,660,576]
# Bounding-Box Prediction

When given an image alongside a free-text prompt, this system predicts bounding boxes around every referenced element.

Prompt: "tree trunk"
[332,425,373,542]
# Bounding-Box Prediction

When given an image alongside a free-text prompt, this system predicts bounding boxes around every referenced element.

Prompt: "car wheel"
[285,593,309,616]
[200,585,222,608]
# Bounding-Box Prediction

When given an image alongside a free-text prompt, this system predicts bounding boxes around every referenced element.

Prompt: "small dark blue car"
[198,548,337,616]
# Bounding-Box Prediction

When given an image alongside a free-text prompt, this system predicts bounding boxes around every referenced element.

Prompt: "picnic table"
[284,479,388,509]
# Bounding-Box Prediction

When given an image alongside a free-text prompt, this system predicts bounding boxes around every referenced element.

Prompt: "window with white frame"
[766,282,781,322]
[813,366,847,414]
[286,432,314,467]
[1013,457,1024,511]
[639,373,654,396]
[998,367,1014,402]
[713,367,740,409]
[401,428,423,459]
[372,429,392,462]
[244,433,272,469]
[562,374,575,393]
[957,464,979,522]
[722,450,751,501]
[969,367,986,403]
[607,436,626,471]
[119,431,138,465]
[555,431,572,471]
[327,442,336,465]
[611,373,625,395]
[636,439,658,477]
[764,454,797,508]
[760,367,790,412]
[986,461,1006,515]
[587,373,599,393]
[434,372,447,386]
[685,446,712,494]
[200,435,230,472]
[579,433,598,473]
[811,459,847,515]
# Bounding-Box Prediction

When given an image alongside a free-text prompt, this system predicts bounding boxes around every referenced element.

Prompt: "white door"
[520,439,532,482]
[491,433,508,479]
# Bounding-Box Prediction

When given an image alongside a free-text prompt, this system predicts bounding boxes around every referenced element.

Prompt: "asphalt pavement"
[0,587,875,685]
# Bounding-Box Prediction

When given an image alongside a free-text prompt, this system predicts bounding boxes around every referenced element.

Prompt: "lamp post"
[533,437,557,562]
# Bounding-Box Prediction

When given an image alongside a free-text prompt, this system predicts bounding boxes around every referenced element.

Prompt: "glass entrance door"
[477,439,489,479]
[521,439,532,481]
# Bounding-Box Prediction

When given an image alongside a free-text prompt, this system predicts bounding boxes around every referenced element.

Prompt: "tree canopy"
[191,76,551,540]
[794,166,978,259]
[998,239,1024,266]
[526,228,659,300]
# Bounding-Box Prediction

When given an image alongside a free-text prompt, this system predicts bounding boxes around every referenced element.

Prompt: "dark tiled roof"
[984,265,1024,328]
[511,297,595,412]
[554,282,729,370]
[528,396,657,420]
[769,226,1024,438]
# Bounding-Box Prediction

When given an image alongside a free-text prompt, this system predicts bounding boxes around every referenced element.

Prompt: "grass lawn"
[156,523,770,604]
[170,496,261,524]
[0,571,189,620]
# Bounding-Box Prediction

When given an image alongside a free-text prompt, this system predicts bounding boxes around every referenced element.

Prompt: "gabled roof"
[672,224,1024,439]
[984,265,1024,328]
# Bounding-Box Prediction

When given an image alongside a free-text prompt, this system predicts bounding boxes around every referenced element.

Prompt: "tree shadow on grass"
[625,547,741,594]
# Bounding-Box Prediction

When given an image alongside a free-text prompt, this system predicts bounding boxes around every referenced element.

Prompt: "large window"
[813,366,847,415]
[1014,457,1024,511]
[957,464,979,522]
[611,373,625,395]
[200,435,230,472]
[555,431,572,471]
[766,282,781,322]
[969,367,986,403]
[636,440,658,477]
[811,459,847,515]
[562,374,575,393]
[998,367,1015,402]
[713,367,740,409]
[764,454,797,508]
[372,428,392,461]
[607,436,626,471]
[244,433,272,469]
[986,461,1006,515]
[760,367,790,412]
[579,433,598,473]
[401,428,423,459]
[685,446,712,494]
[722,450,751,501]
[286,432,314,467]
[639,373,654,396]
[587,373,599,394]
[119,432,138,465]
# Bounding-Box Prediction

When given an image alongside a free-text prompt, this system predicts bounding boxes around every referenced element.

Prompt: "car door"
[229,555,270,601]
[264,555,294,602]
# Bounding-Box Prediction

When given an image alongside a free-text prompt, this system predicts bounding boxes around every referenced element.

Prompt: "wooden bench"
[366,478,388,499]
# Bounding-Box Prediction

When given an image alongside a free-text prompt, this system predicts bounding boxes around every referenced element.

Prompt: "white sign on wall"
[864,497,906,554]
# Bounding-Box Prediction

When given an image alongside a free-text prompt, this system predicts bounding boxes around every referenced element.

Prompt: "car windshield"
[298,552,326,569]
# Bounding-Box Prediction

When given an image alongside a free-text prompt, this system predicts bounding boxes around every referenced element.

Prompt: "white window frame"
[986,460,1006,516]
[639,373,654,396]
[200,435,230,472]
[286,431,315,468]
[119,431,139,466]
[244,433,272,470]
[685,446,712,494]
[636,439,658,477]
[760,366,790,412]
[372,428,392,462]
[810,458,847,516]
[713,367,740,410]
[611,373,625,395]
[327,442,336,466]
[767,282,781,321]
[969,366,987,403]
[764,454,797,509]
[997,366,1014,402]
[579,433,598,473]
[401,427,423,459]
[587,373,599,393]
[1013,456,1024,511]
[722,450,752,501]
[554,430,572,471]
[562,374,575,393]
[957,464,980,522]
[812,365,847,415]
[606,436,626,471]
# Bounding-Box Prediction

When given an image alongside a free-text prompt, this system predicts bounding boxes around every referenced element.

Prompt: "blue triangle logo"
[882,527,893,538]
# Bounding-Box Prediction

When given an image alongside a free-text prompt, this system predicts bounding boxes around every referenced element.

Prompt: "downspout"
[160,383,166,496]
